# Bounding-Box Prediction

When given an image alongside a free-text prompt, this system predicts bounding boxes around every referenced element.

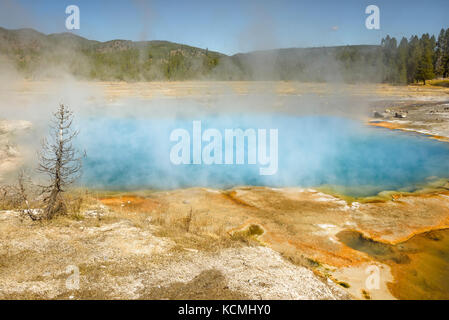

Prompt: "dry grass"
[0,187,241,256]
[93,189,343,278]
[0,184,371,299]
[95,192,248,253]
[0,185,22,210]
[95,189,338,271]
[429,79,449,88]
[1,195,348,300]
[0,183,97,220]
[7,185,447,299]
[229,224,265,245]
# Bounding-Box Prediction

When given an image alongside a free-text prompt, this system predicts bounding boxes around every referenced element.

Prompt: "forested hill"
[229,45,383,82]
[0,26,448,83]
[0,27,223,80]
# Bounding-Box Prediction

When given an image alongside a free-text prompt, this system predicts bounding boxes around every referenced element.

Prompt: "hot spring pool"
[78,115,449,197]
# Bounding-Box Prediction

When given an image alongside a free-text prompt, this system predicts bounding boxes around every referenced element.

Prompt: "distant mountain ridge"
[0,27,384,82]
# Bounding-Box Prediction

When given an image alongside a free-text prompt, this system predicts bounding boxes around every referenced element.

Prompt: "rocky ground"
[0,205,349,300]
[370,99,449,141]
[1,184,449,300]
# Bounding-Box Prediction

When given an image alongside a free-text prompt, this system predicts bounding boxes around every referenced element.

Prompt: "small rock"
[373,111,383,118]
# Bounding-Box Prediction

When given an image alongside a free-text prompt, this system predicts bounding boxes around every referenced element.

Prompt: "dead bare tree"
[38,104,82,219]
[185,207,193,232]
[0,184,21,209]
[17,169,39,221]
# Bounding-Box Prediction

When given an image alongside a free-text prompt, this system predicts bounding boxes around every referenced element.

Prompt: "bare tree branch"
[38,104,83,219]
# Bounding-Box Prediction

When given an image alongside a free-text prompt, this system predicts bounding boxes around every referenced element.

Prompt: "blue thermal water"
[77,114,449,197]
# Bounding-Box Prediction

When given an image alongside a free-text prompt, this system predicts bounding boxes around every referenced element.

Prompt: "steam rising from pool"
[78,114,449,197]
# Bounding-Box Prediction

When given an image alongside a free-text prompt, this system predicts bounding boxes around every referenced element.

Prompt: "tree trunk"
[44,187,66,219]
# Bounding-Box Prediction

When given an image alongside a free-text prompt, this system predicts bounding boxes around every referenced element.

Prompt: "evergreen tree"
[435,29,446,77]
[416,34,435,84]
[407,35,421,83]
[443,29,449,77]
[430,34,437,70]
[381,35,399,83]
[397,37,408,84]
[445,29,449,77]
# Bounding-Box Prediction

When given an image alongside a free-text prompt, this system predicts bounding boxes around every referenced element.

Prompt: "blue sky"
[0,0,448,55]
